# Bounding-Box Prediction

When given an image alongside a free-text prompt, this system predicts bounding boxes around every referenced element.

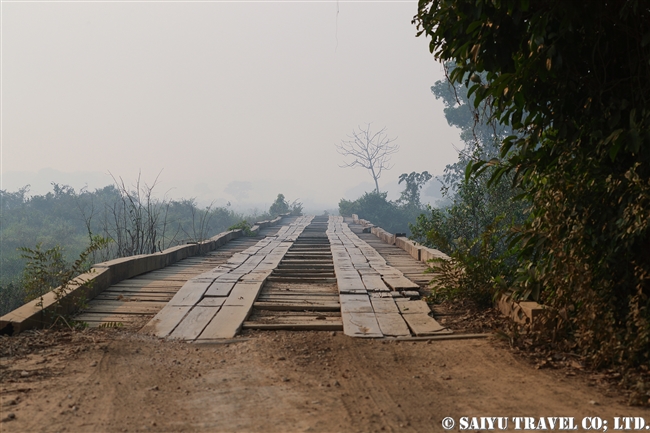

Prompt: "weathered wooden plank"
[400,312,451,336]
[341,312,383,338]
[228,252,250,265]
[336,276,366,294]
[394,299,432,315]
[83,300,167,309]
[382,275,420,290]
[111,281,182,288]
[223,282,264,307]
[198,297,226,307]
[374,313,411,337]
[103,287,180,294]
[361,274,390,292]
[339,294,374,313]
[76,313,146,324]
[370,297,401,314]
[168,279,212,306]
[204,281,235,297]
[240,270,272,283]
[197,306,251,340]
[242,321,342,331]
[169,306,220,340]
[95,294,172,302]
[141,305,192,337]
[262,291,337,297]
[253,302,340,312]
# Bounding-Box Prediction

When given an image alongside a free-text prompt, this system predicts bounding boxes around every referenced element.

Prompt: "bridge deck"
[75,223,287,328]
[76,216,449,339]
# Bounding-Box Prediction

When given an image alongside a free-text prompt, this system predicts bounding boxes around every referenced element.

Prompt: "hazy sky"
[1,0,462,212]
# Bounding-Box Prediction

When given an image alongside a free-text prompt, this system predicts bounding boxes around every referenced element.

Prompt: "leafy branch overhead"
[413,0,650,369]
[336,124,399,194]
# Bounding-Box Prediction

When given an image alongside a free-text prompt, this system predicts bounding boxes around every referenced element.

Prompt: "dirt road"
[2,327,648,432]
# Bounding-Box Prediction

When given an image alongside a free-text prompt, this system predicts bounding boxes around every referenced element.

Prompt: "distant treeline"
[0,181,282,315]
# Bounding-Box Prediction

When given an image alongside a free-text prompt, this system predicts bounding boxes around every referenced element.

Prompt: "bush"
[339,191,412,235]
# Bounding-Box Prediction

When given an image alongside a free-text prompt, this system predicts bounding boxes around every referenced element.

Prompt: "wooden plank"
[82,300,167,310]
[257,294,339,301]
[197,306,251,340]
[268,276,336,283]
[140,305,192,337]
[394,299,432,315]
[167,279,212,306]
[336,276,366,294]
[111,281,182,288]
[339,294,374,313]
[341,312,382,338]
[228,252,250,265]
[198,297,226,307]
[361,274,390,292]
[204,281,235,297]
[374,313,411,337]
[370,297,401,314]
[223,282,264,307]
[242,321,342,331]
[253,302,340,312]
[102,287,180,294]
[382,275,420,290]
[169,306,220,341]
[400,312,451,336]
[240,270,272,283]
[94,295,172,303]
[75,313,146,324]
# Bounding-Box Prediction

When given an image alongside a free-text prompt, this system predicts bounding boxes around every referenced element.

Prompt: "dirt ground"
[1,323,649,433]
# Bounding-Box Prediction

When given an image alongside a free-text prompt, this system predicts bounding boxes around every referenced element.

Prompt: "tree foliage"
[0,181,247,315]
[397,171,432,209]
[410,75,528,306]
[414,0,650,367]
[268,194,303,217]
[339,171,432,235]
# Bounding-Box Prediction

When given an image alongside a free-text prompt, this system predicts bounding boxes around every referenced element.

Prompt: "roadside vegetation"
[410,0,649,393]
[0,177,299,317]
[338,171,432,235]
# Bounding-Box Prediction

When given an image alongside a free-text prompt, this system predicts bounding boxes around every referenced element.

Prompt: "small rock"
[151,421,157,426]
[281,377,290,382]
[413,375,420,379]
[589,400,599,405]
[441,375,452,380]
[330,331,337,337]
[90,361,98,367]
[149,386,159,391]
[277,357,286,361]
[332,380,340,387]
[2,412,16,422]
[20,371,30,378]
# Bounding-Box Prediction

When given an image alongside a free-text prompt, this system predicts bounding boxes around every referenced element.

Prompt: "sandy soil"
[1,324,648,433]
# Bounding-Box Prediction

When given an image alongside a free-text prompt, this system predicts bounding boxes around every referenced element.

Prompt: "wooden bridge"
[73,216,450,340]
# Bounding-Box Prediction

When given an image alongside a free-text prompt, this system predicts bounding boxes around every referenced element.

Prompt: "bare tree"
[336,124,399,194]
